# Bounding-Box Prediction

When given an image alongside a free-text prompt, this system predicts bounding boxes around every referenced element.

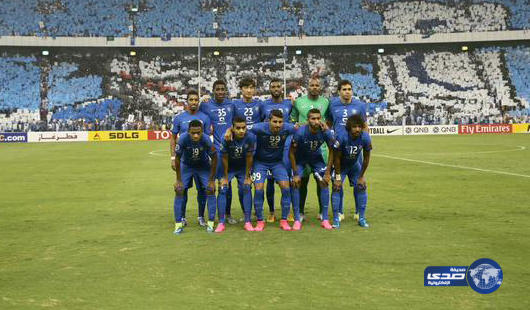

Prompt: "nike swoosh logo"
[386,129,399,134]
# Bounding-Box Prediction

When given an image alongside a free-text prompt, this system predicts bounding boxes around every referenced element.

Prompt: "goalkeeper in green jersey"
[290,77,330,221]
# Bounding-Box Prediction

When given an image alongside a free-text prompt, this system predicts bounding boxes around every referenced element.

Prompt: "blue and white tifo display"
[424,258,503,294]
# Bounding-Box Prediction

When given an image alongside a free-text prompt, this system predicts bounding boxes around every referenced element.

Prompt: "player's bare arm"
[332,148,342,192]
[357,148,371,189]
[289,141,300,188]
[170,133,178,171]
[324,143,333,186]
[221,153,229,187]
[224,127,233,142]
[209,148,218,194]
[244,152,253,186]
[174,154,183,192]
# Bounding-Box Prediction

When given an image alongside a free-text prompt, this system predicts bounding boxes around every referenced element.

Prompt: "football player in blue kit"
[331,114,372,229]
[261,78,293,223]
[289,109,335,230]
[173,120,218,234]
[261,78,292,122]
[231,78,262,221]
[217,116,257,232]
[170,89,211,227]
[250,110,297,231]
[232,78,262,129]
[225,109,296,231]
[327,80,369,222]
[199,80,239,225]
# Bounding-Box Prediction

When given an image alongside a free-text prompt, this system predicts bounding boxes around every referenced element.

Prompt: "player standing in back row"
[199,80,238,225]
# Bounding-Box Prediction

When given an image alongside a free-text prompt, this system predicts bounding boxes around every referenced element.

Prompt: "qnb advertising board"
[148,130,171,140]
[459,124,512,135]
[403,125,459,135]
[0,132,28,143]
[27,131,88,143]
[89,131,148,142]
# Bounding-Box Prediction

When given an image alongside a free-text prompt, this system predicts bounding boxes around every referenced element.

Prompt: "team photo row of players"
[170,78,372,234]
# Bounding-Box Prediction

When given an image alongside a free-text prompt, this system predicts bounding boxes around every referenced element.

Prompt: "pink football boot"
[321,220,333,230]
[244,222,255,231]
[293,221,302,231]
[215,223,226,233]
[255,220,266,231]
[279,219,292,231]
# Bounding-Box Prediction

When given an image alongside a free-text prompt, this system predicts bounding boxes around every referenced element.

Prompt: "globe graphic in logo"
[469,264,501,289]
[467,259,503,294]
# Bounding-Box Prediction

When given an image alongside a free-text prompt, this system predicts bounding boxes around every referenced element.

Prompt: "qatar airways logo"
[459,124,512,135]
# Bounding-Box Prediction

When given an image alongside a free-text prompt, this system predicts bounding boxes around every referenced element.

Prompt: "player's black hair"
[345,114,365,132]
[232,116,247,125]
[269,109,284,120]
[213,80,227,90]
[307,108,321,118]
[239,78,256,88]
[269,78,282,86]
[187,89,199,98]
[337,79,352,91]
[188,119,204,130]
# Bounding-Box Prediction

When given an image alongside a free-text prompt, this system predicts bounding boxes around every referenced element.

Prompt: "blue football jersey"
[260,98,292,122]
[171,111,212,136]
[327,97,367,133]
[220,132,257,169]
[176,133,216,167]
[232,98,262,129]
[333,131,372,166]
[199,98,234,148]
[250,122,296,163]
[293,125,334,161]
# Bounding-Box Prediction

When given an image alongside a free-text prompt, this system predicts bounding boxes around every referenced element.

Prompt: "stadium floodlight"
[130,51,136,56]
[377,48,385,54]
[42,50,49,56]
[213,51,220,56]
[295,50,302,55]
[462,46,469,51]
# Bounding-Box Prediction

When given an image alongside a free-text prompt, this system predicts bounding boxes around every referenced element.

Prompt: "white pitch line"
[149,150,167,156]
[398,146,526,156]
[374,154,530,179]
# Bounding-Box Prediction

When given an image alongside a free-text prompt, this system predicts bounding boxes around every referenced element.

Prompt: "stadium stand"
[48,62,103,106]
[1,44,530,131]
[376,1,509,35]
[0,56,41,111]
[1,1,530,38]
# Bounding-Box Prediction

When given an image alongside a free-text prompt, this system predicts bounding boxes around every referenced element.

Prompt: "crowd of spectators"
[1,0,529,38]
[1,44,530,132]
[0,56,41,111]
[375,1,508,35]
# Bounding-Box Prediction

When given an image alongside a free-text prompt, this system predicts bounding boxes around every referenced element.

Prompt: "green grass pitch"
[1,134,529,309]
